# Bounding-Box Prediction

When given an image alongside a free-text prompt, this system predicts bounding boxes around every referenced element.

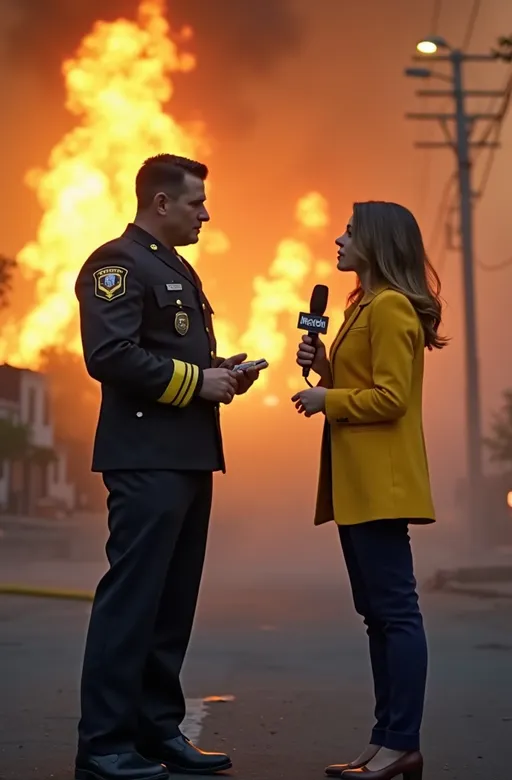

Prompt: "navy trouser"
[339,520,427,752]
[78,470,212,755]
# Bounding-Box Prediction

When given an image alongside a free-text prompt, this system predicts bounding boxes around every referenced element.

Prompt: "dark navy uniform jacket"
[75,223,224,473]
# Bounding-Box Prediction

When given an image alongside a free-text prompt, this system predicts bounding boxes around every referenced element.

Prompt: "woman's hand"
[291,387,327,417]
[296,335,330,380]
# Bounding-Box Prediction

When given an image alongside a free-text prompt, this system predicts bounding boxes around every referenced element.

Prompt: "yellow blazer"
[314,285,436,527]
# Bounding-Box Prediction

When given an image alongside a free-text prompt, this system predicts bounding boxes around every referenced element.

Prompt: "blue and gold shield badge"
[93,267,128,301]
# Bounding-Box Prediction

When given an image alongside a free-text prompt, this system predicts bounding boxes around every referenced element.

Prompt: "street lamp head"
[404,67,432,78]
[416,35,450,54]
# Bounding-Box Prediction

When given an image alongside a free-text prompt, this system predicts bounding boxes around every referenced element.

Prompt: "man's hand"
[291,387,327,417]
[234,361,269,395]
[218,353,248,371]
[218,353,269,396]
[199,368,238,404]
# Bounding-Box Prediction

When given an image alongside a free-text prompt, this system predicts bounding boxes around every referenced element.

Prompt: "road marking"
[183,698,209,741]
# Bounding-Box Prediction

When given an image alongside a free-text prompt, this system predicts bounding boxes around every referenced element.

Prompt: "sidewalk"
[2,514,512,600]
[0,560,104,598]
[425,547,512,599]
[0,515,106,598]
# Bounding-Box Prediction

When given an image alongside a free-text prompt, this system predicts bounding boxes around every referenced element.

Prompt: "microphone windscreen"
[309,284,329,316]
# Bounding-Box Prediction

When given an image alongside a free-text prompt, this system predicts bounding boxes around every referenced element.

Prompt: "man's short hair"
[135,154,208,209]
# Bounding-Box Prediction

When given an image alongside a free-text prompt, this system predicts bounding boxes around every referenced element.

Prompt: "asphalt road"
[1,576,512,780]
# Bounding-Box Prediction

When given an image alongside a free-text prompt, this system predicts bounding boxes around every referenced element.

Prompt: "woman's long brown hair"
[347,201,448,350]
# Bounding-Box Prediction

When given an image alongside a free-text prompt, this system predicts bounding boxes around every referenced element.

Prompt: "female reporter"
[292,202,447,780]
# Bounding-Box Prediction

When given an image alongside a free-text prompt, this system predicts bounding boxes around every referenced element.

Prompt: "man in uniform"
[74,154,267,780]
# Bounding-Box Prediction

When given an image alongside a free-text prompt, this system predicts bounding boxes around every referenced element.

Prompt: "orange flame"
[0,0,331,399]
[295,192,329,230]
[0,0,209,366]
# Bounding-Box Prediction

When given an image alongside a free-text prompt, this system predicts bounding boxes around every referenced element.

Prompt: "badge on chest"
[175,310,189,336]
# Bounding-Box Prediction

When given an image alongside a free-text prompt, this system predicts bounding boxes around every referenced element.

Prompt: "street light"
[404,67,432,78]
[404,67,453,83]
[416,35,450,54]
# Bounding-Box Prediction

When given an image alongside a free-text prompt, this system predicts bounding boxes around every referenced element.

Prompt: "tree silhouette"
[0,417,30,461]
[0,416,56,464]
[494,36,512,61]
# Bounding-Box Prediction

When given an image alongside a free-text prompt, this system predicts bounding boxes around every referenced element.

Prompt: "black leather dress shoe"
[139,734,232,774]
[75,751,170,780]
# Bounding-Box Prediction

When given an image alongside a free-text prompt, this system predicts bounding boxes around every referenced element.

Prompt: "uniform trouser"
[77,469,213,756]
[338,519,428,752]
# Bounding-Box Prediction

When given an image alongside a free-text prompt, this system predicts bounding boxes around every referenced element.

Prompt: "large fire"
[0,0,333,398]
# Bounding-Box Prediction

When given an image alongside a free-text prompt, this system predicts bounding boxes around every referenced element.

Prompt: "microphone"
[297,284,329,380]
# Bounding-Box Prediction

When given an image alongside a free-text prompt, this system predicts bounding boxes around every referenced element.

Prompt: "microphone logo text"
[297,312,329,334]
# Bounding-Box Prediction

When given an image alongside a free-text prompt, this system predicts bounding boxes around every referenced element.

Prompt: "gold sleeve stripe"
[173,361,189,406]
[158,360,188,404]
[157,360,199,406]
[175,363,199,408]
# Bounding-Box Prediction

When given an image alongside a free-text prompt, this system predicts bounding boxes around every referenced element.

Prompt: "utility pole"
[404,36,509,549]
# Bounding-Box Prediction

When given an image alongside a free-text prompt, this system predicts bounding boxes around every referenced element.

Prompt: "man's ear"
[154,192,169,215]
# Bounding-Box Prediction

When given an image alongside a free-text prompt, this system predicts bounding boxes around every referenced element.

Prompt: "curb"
[0,584,94,601]
[434,583,512,600]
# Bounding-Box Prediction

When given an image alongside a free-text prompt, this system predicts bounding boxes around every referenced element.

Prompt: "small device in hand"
[232,359,268,373]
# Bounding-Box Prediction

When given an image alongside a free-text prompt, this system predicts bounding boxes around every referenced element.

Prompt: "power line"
[478,256,512,272]
[436,233,449,276]
[426,173,456,255]
[419,1,504,278]
[432,65,512,274]
[475,70,512,278]
[475,120,502,198]
[473,67,512,199]
[430,0,443,33]
[417,1,447,258]
[475,68,512,145]
[462,0,482,49]
[425,66,512,276]
[416,0,446,218]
